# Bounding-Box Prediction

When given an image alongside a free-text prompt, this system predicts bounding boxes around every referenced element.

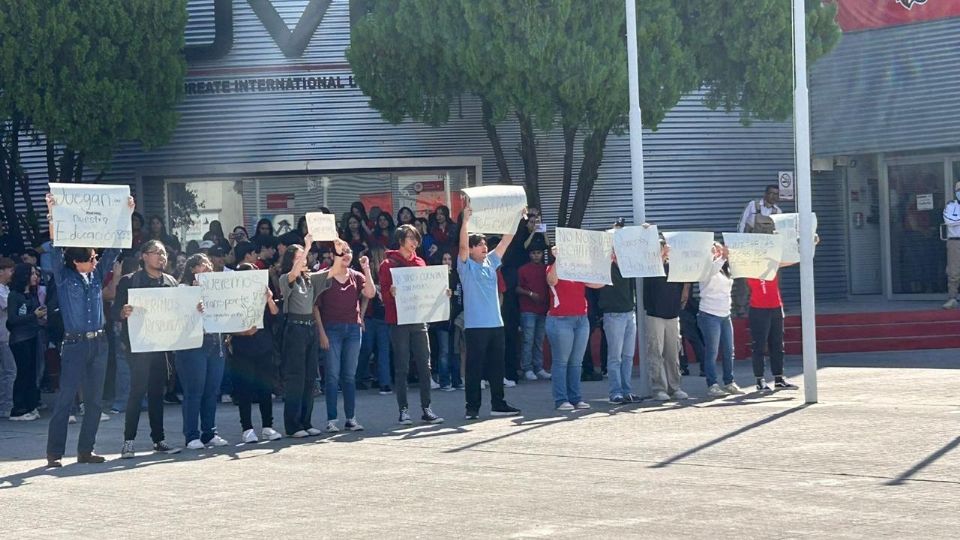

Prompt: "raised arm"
[359,256,375,299]
[546,247,559,287]
[458,207,471,263]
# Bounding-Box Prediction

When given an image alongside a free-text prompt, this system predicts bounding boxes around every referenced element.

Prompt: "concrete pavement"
[1,350,959,539]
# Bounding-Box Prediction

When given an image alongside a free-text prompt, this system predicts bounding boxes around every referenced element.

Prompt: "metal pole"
[625,0,649,397]
[793,0,818,403]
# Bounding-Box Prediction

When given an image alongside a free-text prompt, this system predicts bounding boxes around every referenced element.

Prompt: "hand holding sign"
[555,227,614,284]
[661,231,714,282]
[722,233,783,280]
[390,266,450,324]
[48,183,134,248]
[127,287,204,353]
[461,186,527,234]
[612,226,665,278]
[305,212,338,241]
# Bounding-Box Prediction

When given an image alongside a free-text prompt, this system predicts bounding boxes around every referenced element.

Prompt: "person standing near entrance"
[115,240,183,458]
[734,185,782,316]
[42,193,129,466]
[942,180,960,309]
[458,207,522,420]
[379,224,444,425]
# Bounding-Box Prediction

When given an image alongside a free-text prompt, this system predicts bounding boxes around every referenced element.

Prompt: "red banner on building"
[832,0,960,32]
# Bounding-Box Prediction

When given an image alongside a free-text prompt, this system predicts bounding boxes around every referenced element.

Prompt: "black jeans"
[232,352,274,431]
[749,307,785,378]
[390,323,431,411]
[281,323,318,435]
[10,337,39,417]
[464,327,506,412]
[679,309,705,368]
[124,352,169,443]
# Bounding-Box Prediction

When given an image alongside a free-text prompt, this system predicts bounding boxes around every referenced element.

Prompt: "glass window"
[888,162,945,294]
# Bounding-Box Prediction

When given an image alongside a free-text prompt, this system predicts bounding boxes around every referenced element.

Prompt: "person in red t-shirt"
[545,246,605,411]
[378,224,445,425]
[747,270,798,392]
[516,239,550,381]
[314,239,375,433]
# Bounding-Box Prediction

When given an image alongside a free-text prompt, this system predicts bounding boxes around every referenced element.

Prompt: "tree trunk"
[480,98,512,185]
[73,153,85,182]
[57,149,76,184]
[516,111,540,209]
[0,121,27,253]
[557,123,577,227]
[567,126,611,228]
[9,118,39,244]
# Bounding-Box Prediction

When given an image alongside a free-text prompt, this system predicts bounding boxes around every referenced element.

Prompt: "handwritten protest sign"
[127,287,203,353]
[49,183,132,248]
[391,266,450,325]
[462,185,527,234]
[771,213,819,264]
[662,231,715,282]
[722,233,784,280]
[305,212,338,241]
[612,226,665,279]
[198,270,268,333]
[555,227,614,284]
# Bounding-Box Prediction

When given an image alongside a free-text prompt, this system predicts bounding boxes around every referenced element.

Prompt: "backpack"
[748,200,777,234]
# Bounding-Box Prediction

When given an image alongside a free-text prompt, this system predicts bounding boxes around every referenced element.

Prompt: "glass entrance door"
[887,162,946,295]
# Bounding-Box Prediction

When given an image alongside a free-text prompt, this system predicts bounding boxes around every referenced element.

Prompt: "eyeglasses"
[84,254,98,263]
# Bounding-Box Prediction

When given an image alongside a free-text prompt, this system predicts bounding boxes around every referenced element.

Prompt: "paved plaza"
[1,350,959,539]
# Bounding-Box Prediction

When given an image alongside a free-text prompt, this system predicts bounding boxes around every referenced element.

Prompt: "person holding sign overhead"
[697,243,745,398]
[115,240,183,459]
[644,237,690,402]
[313,239,376,433]
[43,192,131,467]
[546,246,606,411]
[378,224,445,425]
[277,234,330,438]
[458,207,522,420]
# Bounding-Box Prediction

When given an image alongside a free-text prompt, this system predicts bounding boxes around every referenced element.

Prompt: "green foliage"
[0,0,188,165]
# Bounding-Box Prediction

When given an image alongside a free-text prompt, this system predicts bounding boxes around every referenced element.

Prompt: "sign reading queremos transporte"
[185,75,358,96]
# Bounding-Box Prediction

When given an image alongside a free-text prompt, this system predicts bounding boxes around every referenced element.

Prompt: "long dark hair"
[280,244,303,275]
[180,254,211,285]
[342,215,367,242]
[255,218,274,237]
[207,220,225,239]
[350,201,369,222]
[147,215,167,238]
[10,263,35,294]
[64,247,96,272]
[396,206,415,226]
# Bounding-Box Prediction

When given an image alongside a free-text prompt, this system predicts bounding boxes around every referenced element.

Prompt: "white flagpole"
[625,0,649,397]
[793,0,819,403]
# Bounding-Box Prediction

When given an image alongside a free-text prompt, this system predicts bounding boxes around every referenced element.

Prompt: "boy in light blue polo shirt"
[458,207,523,420]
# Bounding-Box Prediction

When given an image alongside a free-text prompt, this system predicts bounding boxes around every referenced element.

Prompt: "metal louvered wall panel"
[811,17,960,157]
[10,0,846,304]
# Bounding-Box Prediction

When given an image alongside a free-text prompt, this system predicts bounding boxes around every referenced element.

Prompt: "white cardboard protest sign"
[662,231,715,283]
[722,233,784,280]
[612,226,665,279]
[305,212,338,241]
[771,213,819,264]
[198,270,269,333]
[462,185,527,234]
[127,287,203,353]
[49,183,132,248]
[391,266,450,325]
[555,227,614,284]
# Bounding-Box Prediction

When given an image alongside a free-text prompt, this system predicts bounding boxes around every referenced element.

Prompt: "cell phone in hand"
[536,223,547,233]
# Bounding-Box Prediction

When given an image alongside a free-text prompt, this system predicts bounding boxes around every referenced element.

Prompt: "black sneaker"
[465,409,479,420]
[163,393,181,404]
[625,394,643,403]
[756,380,773,393]
[378,385,393,395]
[490,403,521,417]
[774,378,798,390]
[680,365,690,376]
[421,407,444,424]
[153,440,182,455]
[398,407,413,425]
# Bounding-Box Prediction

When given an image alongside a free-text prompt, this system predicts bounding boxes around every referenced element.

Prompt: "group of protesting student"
[0,183,803,468]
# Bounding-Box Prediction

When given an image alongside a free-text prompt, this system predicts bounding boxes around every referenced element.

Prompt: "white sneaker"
[306,427,323,436]
[186,439,205,450]
[241,429,259,444]
[100,412,110,422]
[707,384,728,398]
[722,382,745,395]
[261,427,282,441]
[536,369,552,380]
[503,378,517,388]
[221,395,233,404]
[556,401,575,411]
[943,298,958,309]
[345,418,364,431]
[573,401,591,410]
[208,435,229,447]
[672,390,690,400]
[430,379,440,390]
[652,391,671,402]
[524,370,538,381]
[326,420,340,433]
[290,430,309,438]
[68,415,77,424]
[10,412,39,422]
[480,380,489,389]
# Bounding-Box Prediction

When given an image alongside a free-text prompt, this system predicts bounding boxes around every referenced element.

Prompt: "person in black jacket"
[7,263,45,421]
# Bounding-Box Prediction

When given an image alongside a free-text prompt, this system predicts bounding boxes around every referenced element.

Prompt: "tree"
[0,0,187,247]
[347,0,840,227]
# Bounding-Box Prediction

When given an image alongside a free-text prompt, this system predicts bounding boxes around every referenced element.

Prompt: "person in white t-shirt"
[0,257,16,418]
[697,243,745,398]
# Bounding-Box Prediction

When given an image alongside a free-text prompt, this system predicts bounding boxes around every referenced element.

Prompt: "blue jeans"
[324,323,361,421]
[174,336,226,444]
[603,312,637,398]
[46,335,108,457]
[0,342,16,416]
[520,312,546,373]
[434,327,461,387]
[546,315,589,406]
[697,311,735,387]
[358,317,391,387]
